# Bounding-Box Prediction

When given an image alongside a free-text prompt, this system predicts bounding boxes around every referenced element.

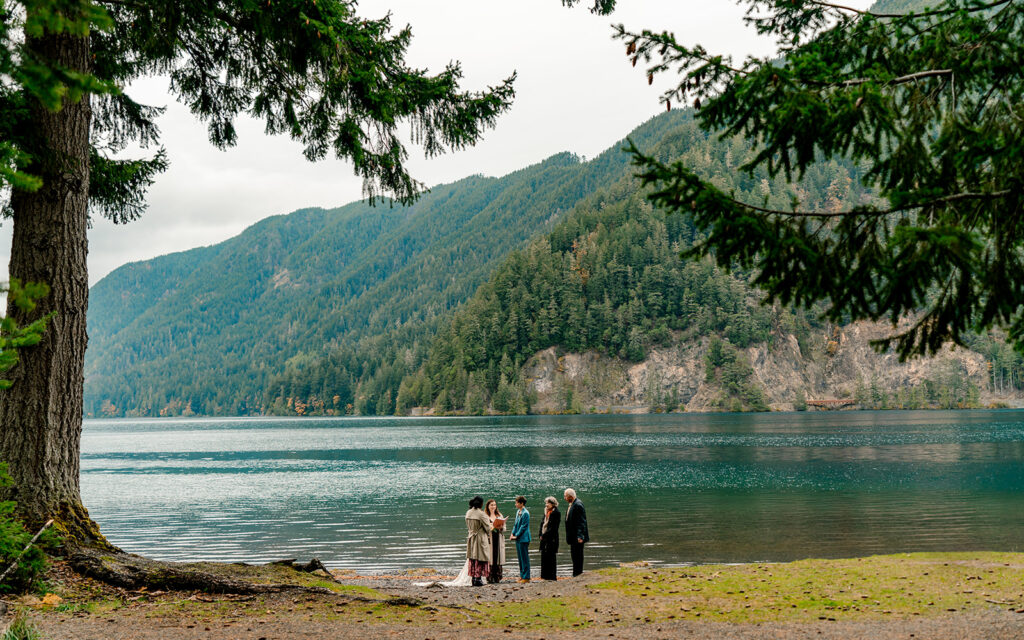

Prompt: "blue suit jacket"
[512,507,531,543]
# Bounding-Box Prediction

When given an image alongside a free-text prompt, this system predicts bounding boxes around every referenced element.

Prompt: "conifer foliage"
[0,0,513,539]
[2,0,515,208]
[0,463,52,593]
[576,0,1024,358]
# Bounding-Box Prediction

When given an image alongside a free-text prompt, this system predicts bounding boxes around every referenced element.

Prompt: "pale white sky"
[2,0,873,285]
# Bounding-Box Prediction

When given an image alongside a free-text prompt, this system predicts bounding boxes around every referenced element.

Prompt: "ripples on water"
[80,411,1024,572]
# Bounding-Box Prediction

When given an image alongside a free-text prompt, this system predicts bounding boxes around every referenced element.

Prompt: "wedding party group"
[460,488,590,586]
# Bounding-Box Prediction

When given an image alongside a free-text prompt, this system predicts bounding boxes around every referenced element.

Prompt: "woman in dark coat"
[538,496,561,580]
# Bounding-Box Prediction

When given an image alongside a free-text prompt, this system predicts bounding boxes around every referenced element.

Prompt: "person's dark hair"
[515,496,526,505]
[469,495,484,509]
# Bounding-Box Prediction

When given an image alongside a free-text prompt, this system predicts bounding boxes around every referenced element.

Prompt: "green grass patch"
[52,601,95,614]
[306,581,383,597]
[591,552,1024,623]
[481,596,590,630]
[1,614,44,640]
[31,552,1024,632]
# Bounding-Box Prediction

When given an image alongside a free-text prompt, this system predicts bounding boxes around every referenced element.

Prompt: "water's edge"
[82,410,1024,572]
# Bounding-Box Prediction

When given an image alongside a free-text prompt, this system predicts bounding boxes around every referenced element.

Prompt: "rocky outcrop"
[522,320,1023,413]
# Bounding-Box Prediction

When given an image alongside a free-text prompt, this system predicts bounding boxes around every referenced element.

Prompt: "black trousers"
[540,545,558,580]
[570,542,585,576]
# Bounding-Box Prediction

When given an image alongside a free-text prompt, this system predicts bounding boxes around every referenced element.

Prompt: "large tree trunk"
[0,21,106,546]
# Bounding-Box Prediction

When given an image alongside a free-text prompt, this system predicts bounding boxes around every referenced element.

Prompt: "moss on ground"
[588,552,1024,624]
[28,552,1024,632]
[482,596,591,629]
[135,594,466,627]
[304,581,382,596]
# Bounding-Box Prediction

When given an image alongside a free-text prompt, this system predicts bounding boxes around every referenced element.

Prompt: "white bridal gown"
[414,560,472,587]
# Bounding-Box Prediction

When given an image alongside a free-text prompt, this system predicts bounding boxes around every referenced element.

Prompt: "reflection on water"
[81,411,1024,573]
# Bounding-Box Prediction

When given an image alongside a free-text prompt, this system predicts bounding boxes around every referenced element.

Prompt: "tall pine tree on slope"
[0,0,513,542]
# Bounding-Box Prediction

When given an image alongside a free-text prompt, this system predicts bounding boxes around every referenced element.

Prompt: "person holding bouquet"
[484,499,507,583]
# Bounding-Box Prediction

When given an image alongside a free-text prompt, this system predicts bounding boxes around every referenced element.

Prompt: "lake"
[80,410,1024,574]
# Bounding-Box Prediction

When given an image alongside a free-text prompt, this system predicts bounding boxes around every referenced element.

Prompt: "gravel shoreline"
[20,555,1024,639]
[30,603,1024,640]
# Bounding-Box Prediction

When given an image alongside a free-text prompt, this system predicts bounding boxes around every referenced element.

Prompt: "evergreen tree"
[0,282,50,389]
[0,0,513,541]
[575,0,1024,357]
[491,375,516,414]
[794,389,807,411]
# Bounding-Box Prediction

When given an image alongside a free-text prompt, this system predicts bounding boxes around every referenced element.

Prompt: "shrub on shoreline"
[0,463,52,593]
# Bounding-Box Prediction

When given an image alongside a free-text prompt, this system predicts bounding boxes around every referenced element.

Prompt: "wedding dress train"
[413,560,472,587]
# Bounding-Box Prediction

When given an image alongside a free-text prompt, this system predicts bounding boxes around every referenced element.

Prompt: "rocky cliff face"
[522,320,1023,412]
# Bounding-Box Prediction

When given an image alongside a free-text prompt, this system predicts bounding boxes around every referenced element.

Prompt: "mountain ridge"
[85,110,693,416]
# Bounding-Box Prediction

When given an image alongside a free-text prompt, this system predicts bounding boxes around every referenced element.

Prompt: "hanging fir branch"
[568,0,1024,359]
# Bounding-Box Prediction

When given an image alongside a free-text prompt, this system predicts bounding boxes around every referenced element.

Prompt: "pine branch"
[615,27,750,76]
[808,0,1013,18]
[0,520,52,586]
[724,189,1012,219]
[95,0,149,9]
[836,68,954,87]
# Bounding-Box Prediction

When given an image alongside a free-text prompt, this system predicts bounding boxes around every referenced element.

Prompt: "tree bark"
[0,20,106,545]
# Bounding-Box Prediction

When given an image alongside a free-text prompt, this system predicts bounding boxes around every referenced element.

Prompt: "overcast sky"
[2,0,872,285]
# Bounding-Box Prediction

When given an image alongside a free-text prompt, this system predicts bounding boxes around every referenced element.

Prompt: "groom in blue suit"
[510,496,531,582]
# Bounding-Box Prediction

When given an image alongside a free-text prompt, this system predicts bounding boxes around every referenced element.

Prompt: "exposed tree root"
[66,547,430,609]
[268,557,338,581]
[68,547,337,595]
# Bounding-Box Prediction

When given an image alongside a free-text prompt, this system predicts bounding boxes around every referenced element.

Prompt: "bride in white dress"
[416,496,492,587]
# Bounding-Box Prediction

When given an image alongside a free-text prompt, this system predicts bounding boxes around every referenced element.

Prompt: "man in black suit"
[563,487,589,577]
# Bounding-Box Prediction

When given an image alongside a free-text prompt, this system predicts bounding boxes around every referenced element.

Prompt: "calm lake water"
[80,411,1024,574]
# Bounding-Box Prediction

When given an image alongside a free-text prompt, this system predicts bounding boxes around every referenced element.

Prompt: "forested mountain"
[263,113,872,415]
[870,0,933,12]
[85,110,690,416]
[380,120,863,414]
[268,113,1023,415]
[372,117,1024,415]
